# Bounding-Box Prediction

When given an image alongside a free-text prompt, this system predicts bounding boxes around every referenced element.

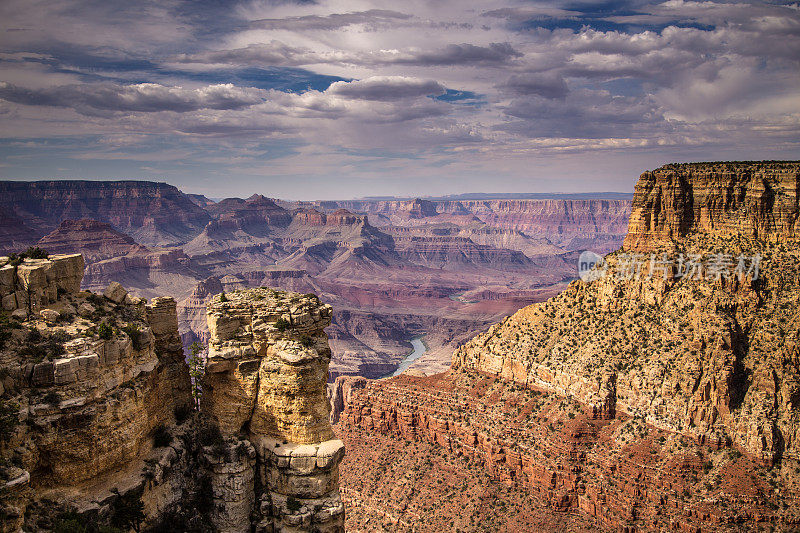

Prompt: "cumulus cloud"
[325,77,446,100]
[0,0,798,194]
[179,41,523,68]
[0,82,268,115]
[500,88,667,139]
[497,72,568,99]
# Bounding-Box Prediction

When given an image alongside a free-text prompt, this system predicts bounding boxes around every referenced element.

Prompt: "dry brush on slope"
[338,161,800,532]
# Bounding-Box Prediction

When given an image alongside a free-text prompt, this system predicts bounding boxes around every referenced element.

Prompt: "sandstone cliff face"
[624,162,799,251]
[202,288,345,532]
[455,163,800,469]
[0,254,84,315]
[338,161,800,531]
[0,258,192,531]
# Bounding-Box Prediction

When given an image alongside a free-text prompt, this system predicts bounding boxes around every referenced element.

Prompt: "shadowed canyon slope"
[0,184,631,379]
[334,161,800,532]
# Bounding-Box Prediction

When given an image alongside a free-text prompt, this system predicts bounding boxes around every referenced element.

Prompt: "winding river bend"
[388,336,427,377]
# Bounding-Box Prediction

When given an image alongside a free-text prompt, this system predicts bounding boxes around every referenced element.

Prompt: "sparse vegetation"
[18,328,70,361]
[121,323,144,350]
[109,488,145,533]
[299,335,314,347]
[97,322,113,340]
[188,341,205,410]
[0,398,20,443]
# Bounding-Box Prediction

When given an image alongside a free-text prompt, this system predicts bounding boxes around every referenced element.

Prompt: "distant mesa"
[408,198,439,218]
[37,219,151,262]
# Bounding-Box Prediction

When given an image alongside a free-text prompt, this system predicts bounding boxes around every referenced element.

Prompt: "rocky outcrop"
[329,376,367,424]
[0,259,193,531]
[202,288,345,532]
[0,254,84,315]
[624,161,800,251]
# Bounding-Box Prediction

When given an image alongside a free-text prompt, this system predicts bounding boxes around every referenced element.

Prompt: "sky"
[0,0,798,200]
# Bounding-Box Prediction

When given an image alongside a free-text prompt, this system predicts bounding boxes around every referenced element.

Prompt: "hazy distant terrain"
[0,180,631,377]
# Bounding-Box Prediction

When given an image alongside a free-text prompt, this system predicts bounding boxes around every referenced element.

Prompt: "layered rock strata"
[0,258,192,531]
[0,180,210,246]
[624,161,799,251]
[339,161,800,531]
[203,288,345,532]
[0,254,84,316]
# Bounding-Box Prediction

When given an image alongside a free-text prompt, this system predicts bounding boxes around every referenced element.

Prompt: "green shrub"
[219,292,228,302]
[274,318,290,332]
[299,335,314,347]
[23,246,48,259]
[18,328,69,361]
[98,322,113,340]
[121,324,144,350]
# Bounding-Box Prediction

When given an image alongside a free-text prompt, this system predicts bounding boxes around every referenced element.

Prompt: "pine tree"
[188,341,206,410]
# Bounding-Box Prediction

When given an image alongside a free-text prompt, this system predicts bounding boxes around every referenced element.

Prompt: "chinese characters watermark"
[578,251,761,282]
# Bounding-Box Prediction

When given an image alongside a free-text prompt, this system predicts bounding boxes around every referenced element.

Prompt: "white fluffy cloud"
[0,0,798,196]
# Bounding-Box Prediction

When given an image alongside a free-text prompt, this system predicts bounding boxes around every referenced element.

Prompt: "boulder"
[78,302,95,317]
[103,282,128,303]
[39,309,60,324]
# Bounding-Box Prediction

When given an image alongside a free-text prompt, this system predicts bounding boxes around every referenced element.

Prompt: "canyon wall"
[0,256,193,531]
[202,288,345,532]
[334,198,631,249]
[624,161,799,251]
[0,180,210,246]
[338,161,800,531]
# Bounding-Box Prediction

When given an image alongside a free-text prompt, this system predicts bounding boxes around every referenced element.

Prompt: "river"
[388,336,427,377]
